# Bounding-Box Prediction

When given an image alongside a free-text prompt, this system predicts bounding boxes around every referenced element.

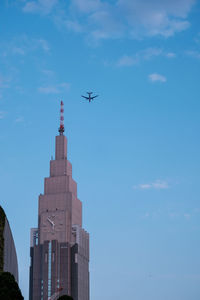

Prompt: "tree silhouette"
[57,295,74,300]
[0,272,24,300]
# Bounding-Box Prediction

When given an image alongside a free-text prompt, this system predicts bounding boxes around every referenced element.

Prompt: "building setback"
[29,102,89,300]
[0,206,19,283]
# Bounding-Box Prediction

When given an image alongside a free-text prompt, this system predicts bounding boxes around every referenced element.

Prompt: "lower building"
[0,206,19,282]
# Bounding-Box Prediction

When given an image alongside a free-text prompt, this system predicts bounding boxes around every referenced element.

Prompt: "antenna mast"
[58,100,65,135]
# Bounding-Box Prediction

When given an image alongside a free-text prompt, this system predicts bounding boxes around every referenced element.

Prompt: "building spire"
[58,100,65,135]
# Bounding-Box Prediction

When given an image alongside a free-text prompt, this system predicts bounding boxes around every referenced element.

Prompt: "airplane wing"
[81,95,89,99]
[91,95,98,99]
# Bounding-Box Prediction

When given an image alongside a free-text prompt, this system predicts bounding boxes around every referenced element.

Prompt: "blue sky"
[0,0,200,299]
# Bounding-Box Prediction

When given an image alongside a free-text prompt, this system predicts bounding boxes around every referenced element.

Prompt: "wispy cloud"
[143,212,150,218]
[141,210,161,219]
[72,0,102,14]
[12,47,25,55]
[117,55,137,67]
[0,75,10,98]
[0,111,6,120]
[38,82,70,94]
[64,20,83,33]
[36,38,50,52]
[133,180,169,190]
[117,47,163,67]
[0,36,50,58]
[169,212,179,218]
[169,211,195,220]
[75,0,193,39]
[149,73,167,83]
[116,48,176,67]
[166,52,176,58]
[23,0,58,15]
[183,213,191,220]
[42,69,55,77]
[21,0,195,41]
[0,75,10,89]
[15,116,24,123]
[186,50,200,59]
[38,86,59,94]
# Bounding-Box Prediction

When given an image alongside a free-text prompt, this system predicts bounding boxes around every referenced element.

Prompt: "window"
[48,242,52,298]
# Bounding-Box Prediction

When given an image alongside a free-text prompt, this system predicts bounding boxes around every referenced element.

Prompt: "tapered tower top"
[56,100,67,160]
[58,100,65,135]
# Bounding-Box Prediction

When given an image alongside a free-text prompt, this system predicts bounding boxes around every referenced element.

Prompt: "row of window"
[48,242,52,298]
[45,251,55,263]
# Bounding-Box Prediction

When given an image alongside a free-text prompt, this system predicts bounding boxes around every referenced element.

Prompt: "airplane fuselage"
[81,92,98,102]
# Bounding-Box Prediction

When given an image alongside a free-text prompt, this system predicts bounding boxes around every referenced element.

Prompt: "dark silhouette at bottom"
[0,272,23,300]
[58,296,74,300]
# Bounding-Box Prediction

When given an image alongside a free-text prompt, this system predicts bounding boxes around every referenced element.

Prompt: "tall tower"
[29,102,89,300]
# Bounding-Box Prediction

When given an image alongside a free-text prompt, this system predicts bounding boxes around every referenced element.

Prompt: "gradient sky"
[1,1,200,299]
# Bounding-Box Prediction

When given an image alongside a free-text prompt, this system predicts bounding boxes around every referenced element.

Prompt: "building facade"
[0,206,19,282]
[29,104,89,300]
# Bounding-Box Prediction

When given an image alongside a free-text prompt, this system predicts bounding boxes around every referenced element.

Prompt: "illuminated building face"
[29,104,89,300]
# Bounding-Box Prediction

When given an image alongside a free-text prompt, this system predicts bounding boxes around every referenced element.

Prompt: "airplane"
[81,92,98,103]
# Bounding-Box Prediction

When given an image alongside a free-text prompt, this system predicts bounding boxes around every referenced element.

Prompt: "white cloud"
[186,50,200,59]
[38,86,59,94]
[36,38,50,52]
[15,117,24,123]
[117,55,137,67]
[23,0,58,14]
[183,213,191,220]
[142,212,150,218]
[72,0,102,14]
[149,73,167,82]
[58,82,71,89]
[0,75,10,89]
[141,48,163,59]
[117,47,163,67]
[169,212,194,220]
[0,36,50,58]
[169,212,179,218]
[12,47,25,55]
[0,75,10,99]
[138,184,152,189]
[23,1,39,13]
[21,0,195,40]
[42,69,55,77]
[38,82,70,94]
[0,111,5,120]
[166,52,176,58]
[117,0,193,38]
[133,179,169,190]
[82,0,194,39]
[65,20,83,33]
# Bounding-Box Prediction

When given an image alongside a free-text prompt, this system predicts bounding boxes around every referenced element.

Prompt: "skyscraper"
[29,102,89,300]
